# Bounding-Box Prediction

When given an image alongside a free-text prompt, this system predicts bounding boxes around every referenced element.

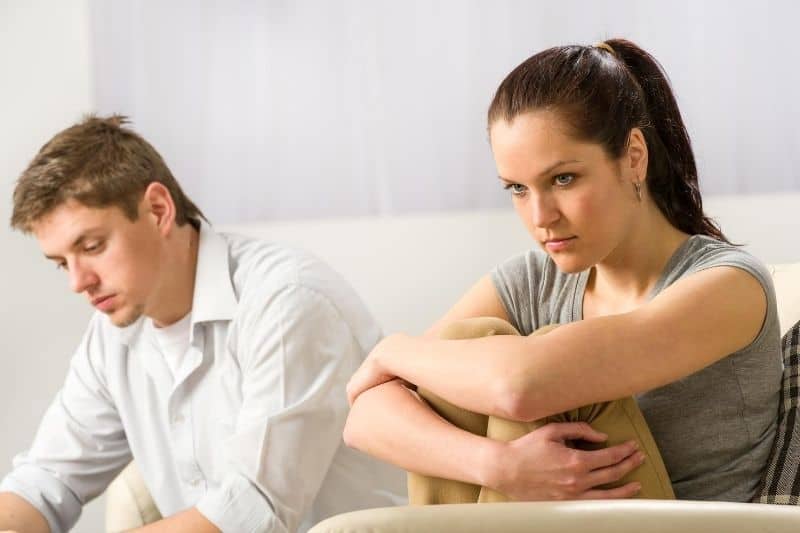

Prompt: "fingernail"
[634,483,642,493]
[637,452,646,463]
[630,441,639,450]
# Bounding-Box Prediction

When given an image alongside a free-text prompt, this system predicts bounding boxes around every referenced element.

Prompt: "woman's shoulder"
[663,234,771,286]
[658,234,778,352]
[492,246,580,287]
[491,247,586,330]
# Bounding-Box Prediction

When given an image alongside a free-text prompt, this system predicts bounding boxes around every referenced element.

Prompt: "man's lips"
[91,295,115,311]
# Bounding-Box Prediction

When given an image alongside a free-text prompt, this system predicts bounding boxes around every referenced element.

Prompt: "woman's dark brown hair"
[488,38,727,242]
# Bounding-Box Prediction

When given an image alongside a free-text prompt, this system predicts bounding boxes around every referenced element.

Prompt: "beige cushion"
[770,263,800,336]
[104,462,161,533]
[308,501,800,533]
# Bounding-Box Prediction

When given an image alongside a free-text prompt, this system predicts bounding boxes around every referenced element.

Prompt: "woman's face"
[490,111,641,273]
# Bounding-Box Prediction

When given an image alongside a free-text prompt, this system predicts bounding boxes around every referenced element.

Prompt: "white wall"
[0,2,104,532]
[89,0,800,224]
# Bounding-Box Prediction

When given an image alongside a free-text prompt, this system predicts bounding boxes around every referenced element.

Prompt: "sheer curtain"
[89,0,800,224]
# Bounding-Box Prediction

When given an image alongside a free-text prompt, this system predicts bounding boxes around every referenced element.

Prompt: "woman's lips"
[544,237,576,252]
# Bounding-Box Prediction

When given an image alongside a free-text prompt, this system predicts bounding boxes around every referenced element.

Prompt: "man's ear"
[141,182,176,236]
[626,127,649,184]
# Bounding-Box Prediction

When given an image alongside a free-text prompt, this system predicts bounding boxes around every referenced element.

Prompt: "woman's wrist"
[476,438,508,490]
[376,333,413,376]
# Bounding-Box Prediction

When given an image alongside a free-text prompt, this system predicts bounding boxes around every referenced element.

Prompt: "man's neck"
[150,223,200,328]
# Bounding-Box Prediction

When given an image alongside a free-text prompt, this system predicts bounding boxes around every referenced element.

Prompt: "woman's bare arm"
[343,379,643,500]
[367,266,767,421]
[344,380,497,485]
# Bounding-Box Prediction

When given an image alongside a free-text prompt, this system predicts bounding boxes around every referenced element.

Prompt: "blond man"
[0,116,403,533]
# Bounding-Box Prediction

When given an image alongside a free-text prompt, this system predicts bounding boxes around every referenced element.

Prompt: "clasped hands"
[346,333,646,501]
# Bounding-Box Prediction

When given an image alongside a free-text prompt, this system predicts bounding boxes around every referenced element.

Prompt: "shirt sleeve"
[195,284,362,533]
[0,314,132,533]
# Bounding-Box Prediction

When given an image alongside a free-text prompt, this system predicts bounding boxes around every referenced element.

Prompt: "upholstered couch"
[105,195,800,532]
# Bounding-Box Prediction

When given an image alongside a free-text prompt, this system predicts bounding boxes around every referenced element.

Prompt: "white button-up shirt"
[1,224,405,533]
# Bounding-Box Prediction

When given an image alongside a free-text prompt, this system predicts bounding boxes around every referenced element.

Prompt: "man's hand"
[347,334,410,405]
[487,422,646,501]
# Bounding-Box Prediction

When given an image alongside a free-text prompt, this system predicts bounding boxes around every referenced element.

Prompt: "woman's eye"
[503,183,528,197]
[554,174,575,187]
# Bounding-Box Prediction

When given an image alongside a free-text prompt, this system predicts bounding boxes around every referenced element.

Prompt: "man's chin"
[108,306,144,328]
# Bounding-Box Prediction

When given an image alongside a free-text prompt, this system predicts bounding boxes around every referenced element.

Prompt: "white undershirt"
[147,313,192,380]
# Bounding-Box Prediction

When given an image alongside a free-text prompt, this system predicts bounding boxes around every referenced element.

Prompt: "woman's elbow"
[491,375,540,422]
[342,406,367,450]
[343,385,389,450]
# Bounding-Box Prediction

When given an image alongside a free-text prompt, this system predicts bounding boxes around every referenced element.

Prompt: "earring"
[633,181,643,202]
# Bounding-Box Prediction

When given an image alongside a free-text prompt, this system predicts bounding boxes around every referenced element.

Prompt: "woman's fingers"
[580,481,642,500]
[585,449,647,487]
[580,439,640,471]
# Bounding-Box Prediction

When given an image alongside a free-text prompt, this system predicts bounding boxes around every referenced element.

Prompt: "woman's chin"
[548,253,593,274]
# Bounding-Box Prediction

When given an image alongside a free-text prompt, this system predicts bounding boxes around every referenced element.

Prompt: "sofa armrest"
[308,500,800,533]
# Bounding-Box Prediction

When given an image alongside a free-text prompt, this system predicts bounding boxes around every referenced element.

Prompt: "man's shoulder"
[224,232,375,316]
[222,232,343,296]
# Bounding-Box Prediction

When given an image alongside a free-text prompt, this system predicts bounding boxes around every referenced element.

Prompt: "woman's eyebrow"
[537,159,581,177]
[498,159,582,183]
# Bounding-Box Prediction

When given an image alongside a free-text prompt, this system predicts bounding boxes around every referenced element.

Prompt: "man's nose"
[68,262,99,294]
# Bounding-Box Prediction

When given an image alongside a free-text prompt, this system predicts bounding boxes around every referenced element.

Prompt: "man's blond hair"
[11,115,205,232]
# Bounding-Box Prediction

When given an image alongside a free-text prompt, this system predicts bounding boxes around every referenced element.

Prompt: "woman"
[343,39,781,503]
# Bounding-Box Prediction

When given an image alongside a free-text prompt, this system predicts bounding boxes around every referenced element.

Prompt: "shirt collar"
[192,221,238,324]
[115,221,238,346]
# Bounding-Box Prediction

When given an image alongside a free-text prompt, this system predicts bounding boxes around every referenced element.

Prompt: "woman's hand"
[347,333,412,405]
[487,422,646,501]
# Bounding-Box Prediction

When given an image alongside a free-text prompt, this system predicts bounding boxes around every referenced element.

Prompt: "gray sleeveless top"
[491,235,782,502]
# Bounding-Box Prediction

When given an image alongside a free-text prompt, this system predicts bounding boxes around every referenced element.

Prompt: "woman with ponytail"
[344,39,781,503]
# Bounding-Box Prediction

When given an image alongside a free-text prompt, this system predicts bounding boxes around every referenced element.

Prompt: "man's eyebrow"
[43,230,102,260]
[497,159,582,182]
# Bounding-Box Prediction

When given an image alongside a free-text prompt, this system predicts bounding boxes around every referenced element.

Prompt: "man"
[0,115,404,533]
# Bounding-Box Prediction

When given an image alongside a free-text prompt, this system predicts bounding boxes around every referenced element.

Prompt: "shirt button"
[173,414,185,424]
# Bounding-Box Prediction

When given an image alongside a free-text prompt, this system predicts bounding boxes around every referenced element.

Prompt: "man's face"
[33,199,164,327]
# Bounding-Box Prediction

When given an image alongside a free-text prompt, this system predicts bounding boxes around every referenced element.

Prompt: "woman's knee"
[437,317,520,340]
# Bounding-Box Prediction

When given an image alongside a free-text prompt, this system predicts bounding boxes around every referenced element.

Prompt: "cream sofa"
[105,194,800,532]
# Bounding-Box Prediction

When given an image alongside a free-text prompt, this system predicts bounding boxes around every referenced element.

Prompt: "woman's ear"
[141,182,176,236]
[626,127,648,184]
